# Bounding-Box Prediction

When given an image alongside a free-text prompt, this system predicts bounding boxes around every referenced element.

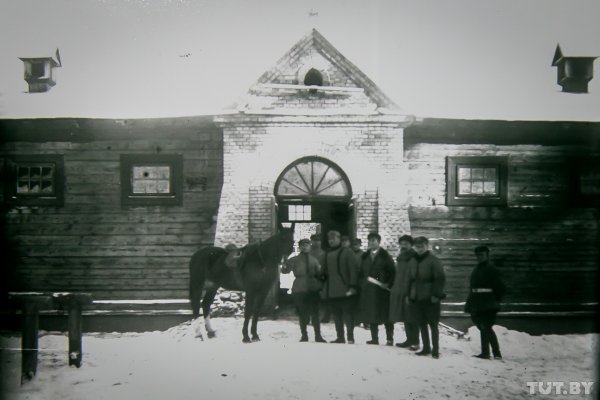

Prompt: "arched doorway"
[274,157,354,248]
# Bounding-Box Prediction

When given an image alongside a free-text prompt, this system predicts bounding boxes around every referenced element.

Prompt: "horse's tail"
[189,246,225,318]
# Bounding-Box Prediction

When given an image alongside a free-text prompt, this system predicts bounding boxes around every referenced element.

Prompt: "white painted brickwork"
[214,30,414,255]
[214,117,412,254]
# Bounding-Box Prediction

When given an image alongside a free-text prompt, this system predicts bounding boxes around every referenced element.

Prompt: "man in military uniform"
[322,230,360,344]
[310,234,331,323]
[390,235,420,350]
[341,235,351,249]
[310,234,325,262]
[465,245,505,360]
[281,238,326,343]
[407,236,446,359]
[357,232,396,345]
[351,238,364,261]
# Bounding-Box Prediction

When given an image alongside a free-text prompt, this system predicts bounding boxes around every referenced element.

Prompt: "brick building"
[1,30,598,326]
[214,30,412,252]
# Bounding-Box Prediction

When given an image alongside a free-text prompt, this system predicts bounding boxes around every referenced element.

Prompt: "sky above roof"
[1,0,599,121]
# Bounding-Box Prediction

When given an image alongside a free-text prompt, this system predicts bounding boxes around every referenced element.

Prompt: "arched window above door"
[274,157,351,199]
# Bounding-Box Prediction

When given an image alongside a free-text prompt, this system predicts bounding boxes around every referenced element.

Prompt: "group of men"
[281,230,505,360]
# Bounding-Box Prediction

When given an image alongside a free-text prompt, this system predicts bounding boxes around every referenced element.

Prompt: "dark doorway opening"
[275,199,353,317]
[277,200,353,249]
[273,156,354,247]
[272,156,354,315]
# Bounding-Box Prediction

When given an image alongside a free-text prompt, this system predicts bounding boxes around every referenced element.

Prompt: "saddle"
[224,243,260,269]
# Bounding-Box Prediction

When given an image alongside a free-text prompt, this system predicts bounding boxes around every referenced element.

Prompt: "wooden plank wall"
[405,142,599,307]
[1,117,223,300]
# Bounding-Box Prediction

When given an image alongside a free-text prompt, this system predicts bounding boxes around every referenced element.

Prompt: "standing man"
[310,234,330,323]
[322,230,359,344]
[389,235,420,350]
[310,234,325,263]
[465,245,505,360]
[281,238,326,343]
[357,232,396,345]
[351,238,364,261]
[351,237,368,329]
[407,236,446,359]
[341,235,351,249]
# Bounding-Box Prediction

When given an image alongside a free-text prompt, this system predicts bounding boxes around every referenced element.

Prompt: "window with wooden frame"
[570,157,600,207]
[120,154,183,206]
[4,155,64,206]
[446,156,508,206]
[288,204,312,221]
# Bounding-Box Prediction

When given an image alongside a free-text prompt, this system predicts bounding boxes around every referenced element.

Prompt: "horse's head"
[278,226,295,259]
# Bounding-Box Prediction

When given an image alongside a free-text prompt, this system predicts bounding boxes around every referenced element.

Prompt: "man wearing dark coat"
[357,232,396,345]
[310,234,325,264]
[407,236,446,359]
[351,237,368,330]
[341,235,351,248]
[310,234,330,323]
[389,235,420,350]
[465,245,505,360]
[281,238,326,343]
[322,230,360,344]
[351,238,364,262]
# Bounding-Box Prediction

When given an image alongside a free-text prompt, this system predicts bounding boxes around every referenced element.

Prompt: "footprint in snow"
[270,331,288,339]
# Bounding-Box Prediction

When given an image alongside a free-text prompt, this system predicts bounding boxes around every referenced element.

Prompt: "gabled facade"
[215,29,413,250]
[0,30,598,324]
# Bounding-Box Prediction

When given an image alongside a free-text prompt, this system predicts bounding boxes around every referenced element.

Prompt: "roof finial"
[55,48,62,67]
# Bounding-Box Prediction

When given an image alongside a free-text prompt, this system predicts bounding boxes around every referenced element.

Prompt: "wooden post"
[67,300,83,367]
[53,293,92,368]
[8,293,52,384]
[21,301,39,383]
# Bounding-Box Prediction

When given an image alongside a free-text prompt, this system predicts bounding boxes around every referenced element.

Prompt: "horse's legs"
[242,291,254,343]
[202,285,218,338]
[190,269,204,320]
[250,288,270,342]
[189,263,207,339]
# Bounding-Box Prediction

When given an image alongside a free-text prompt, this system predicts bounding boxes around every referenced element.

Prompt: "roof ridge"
[310,30,398,109]
[252,29,400,111]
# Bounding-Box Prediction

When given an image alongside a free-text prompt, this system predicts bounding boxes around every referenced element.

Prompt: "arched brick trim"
[274,156,352,201]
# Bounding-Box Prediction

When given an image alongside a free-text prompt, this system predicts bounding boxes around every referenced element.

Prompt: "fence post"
[8,293,53,384]
[53,293,92,368]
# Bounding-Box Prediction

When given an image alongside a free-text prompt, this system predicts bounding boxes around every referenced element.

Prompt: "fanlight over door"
[274,157,351,200]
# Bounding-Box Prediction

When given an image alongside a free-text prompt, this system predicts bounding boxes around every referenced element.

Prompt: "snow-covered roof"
[1,0,599,121]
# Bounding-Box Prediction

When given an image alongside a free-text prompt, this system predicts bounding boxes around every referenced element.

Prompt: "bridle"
[255,231,293,272]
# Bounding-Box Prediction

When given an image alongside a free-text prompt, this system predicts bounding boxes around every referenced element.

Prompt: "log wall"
[2,117,598,315]
[1,117,222,300]
[404,131,599,307]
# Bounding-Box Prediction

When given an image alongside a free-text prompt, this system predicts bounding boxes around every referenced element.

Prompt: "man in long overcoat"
[465,245,505,359]
[351,238,364,262]
[389,235,419,350]
[407,236,446,359]
[322,230,360,344]
[357,232,396,345]
[310,234,330,323]
[281,238,326,343]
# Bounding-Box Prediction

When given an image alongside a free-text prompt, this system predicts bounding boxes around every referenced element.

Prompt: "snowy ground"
[1,318,597,400]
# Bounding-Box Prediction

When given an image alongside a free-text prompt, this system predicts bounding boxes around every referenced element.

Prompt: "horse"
[189,227,295,343]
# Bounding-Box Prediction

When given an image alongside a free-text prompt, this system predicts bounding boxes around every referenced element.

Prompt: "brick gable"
[240,29,401,116]
[214,31,413,261]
